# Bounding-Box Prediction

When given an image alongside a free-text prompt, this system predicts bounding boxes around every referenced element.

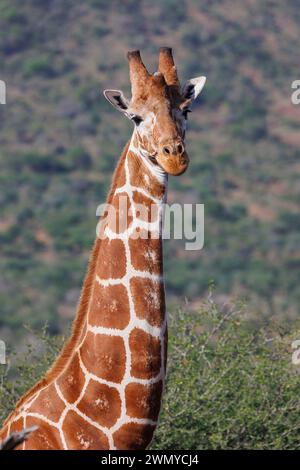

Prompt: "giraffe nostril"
[163,146,171,155]
[177,144,183,154]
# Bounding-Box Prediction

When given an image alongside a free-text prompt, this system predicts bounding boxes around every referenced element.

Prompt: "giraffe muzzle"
[156,141,189,176]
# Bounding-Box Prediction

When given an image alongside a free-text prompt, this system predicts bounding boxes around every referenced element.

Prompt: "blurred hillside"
[0,0,300,341]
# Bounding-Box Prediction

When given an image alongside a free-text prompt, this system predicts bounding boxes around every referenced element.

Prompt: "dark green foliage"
[22,147,92,173]
[23,56,57,79]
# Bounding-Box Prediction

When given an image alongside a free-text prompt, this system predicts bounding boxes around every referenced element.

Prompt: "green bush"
[153,299,300,449]
[23,56,57,78]
[0,26,32,55]
[0,298,299,449]
[2,8,27,24]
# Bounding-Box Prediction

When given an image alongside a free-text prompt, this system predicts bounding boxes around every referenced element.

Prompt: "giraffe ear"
[182,76,206,104]
[103,89,130,114]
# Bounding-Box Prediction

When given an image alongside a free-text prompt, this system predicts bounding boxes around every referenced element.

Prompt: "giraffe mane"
[3,141,131,425]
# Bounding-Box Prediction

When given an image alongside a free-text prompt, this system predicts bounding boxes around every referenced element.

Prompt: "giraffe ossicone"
[0,47,206,450]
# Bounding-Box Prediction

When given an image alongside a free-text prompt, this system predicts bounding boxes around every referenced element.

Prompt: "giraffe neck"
[1,132,169,450]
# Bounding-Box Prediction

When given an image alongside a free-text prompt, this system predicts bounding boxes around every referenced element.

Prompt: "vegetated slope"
[0,0,299,340]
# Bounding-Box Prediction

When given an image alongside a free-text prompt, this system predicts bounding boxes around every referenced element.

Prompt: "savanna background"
[0,0,299,449]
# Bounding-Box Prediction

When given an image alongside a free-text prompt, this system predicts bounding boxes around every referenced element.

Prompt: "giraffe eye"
[182,109,191,120]
[131,115,143,125]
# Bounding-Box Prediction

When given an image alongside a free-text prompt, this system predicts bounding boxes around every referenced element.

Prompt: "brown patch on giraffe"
[25,416,62,450]
[130,276,165,327]
[96,237,126,279]
[114,161,126,189]
[62,410,109,450]
[57,353,85,404]
[80,331,126,383]
[3,416,25,449]
[129,235,162,274]
[77,379,121,428]
[127,152,165,199]
[9,416,24,433]
[132,190,159,223]
[113,422,155,450]
[0,423,9,443]
[89,282,130,330]
[125,381,163,420]
[107,192,133,234]
[27,383,65,422]
[129,328,161,379]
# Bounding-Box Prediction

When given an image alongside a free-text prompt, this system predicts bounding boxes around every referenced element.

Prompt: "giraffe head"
[104,47,206,176]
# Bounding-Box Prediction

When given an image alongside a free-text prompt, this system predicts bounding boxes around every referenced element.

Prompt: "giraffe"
[0,48,206,450]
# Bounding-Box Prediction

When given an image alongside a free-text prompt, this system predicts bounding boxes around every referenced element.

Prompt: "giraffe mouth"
[156,152,189,176]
